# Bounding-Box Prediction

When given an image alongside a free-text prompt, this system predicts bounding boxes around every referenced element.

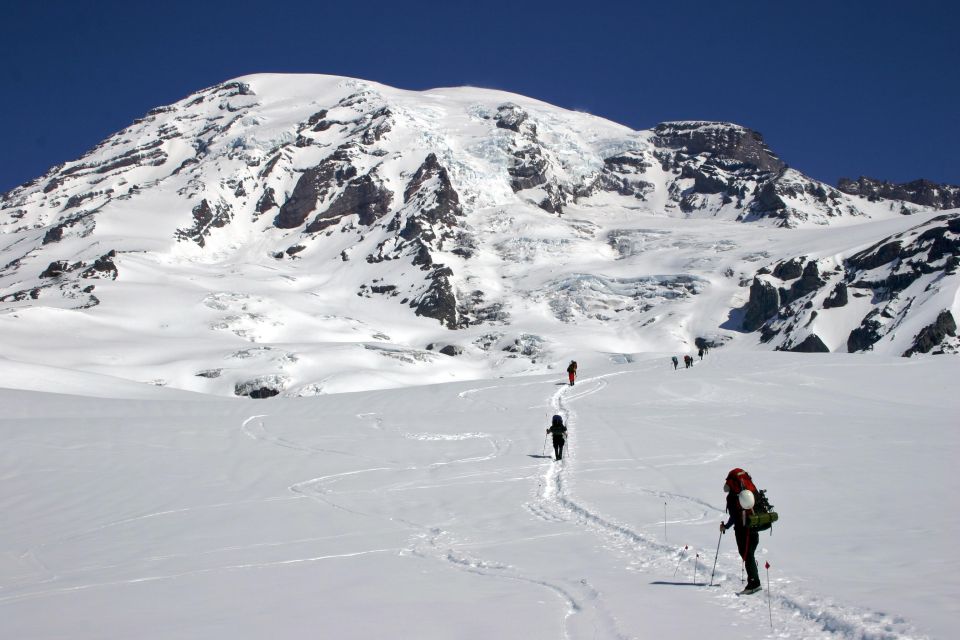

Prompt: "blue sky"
[2,0,957,193]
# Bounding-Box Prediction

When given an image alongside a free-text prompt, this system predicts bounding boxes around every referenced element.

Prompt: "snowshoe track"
[531,377,928,640]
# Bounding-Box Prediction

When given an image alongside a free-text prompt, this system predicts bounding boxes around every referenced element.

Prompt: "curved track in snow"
[522,373,927,640]
[233,372,927,640]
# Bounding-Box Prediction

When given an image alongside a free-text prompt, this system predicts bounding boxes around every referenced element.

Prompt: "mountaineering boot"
[737,583,762,595]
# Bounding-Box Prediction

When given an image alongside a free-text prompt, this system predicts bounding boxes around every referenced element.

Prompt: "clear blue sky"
[2,0,957,194]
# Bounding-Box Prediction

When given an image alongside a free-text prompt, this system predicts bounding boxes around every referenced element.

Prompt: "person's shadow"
[528,454,553,459]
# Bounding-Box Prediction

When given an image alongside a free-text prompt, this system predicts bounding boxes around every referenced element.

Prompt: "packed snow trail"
[518,366,931,640]
[237,369,931,640]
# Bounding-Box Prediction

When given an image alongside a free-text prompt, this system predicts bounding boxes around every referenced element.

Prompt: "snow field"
[1,351,956,639]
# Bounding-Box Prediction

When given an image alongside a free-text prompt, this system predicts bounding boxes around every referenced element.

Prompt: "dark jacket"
[548,422,567,441]
[723,491,746,531]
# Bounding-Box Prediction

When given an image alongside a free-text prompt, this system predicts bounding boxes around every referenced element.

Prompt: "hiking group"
[546,371,776,595]
[672,345,707,370]
[546,356,777,597]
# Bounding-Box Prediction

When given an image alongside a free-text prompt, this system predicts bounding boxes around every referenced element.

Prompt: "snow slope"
[1,351,956,639]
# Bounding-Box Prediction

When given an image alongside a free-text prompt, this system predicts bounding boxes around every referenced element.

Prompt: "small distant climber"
[698,347,704,360]
[671,356,679,370]
[547,414,568,460]
[684,355,693,368]
[567,360,578,386]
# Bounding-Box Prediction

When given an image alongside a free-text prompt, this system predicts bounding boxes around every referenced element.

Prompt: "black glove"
[719,522,727,534]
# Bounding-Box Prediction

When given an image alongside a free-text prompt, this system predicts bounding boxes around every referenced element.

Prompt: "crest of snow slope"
[0,352,956,639]
[0,74,954,399]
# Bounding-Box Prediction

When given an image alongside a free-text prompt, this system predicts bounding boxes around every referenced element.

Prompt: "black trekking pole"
[673,545,688,577]
[709,528,723,586]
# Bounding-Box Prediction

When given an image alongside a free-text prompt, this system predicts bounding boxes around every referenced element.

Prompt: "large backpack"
[550,415,566,438]
[727,468,779,532]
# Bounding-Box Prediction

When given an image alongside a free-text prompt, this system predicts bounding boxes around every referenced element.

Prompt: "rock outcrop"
[902,310,957,356]
[838,177,960,210]
[741,213,960,356]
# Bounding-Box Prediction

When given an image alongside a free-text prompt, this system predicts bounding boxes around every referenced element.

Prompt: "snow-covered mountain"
[1,74,957,397]
[2,75,958,640]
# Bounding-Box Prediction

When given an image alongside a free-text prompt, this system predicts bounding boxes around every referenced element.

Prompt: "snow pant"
[735,527,760,587]
[568,372,575,385]
[552,435,565,460]
[672,361,678,369]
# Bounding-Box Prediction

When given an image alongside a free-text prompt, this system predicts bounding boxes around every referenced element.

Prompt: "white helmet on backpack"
[738,489,755,510]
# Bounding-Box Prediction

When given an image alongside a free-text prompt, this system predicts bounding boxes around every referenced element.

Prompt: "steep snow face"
[0,74,956,397]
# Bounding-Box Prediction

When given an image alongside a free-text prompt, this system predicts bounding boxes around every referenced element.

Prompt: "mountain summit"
[1,74,957,396]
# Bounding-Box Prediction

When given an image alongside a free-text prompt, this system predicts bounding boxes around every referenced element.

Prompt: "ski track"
[0,548,401,607]
[527,376,928,640]
[240,414,374,459]
[243,393,623,639]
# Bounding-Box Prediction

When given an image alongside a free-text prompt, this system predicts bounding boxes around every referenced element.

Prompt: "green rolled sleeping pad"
[748,511,779,530]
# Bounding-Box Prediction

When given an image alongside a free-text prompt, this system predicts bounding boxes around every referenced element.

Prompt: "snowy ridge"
[0,73,958,399]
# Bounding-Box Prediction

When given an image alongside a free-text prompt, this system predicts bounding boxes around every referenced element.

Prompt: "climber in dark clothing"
[547,415,568,460]
[721,471,762,594]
